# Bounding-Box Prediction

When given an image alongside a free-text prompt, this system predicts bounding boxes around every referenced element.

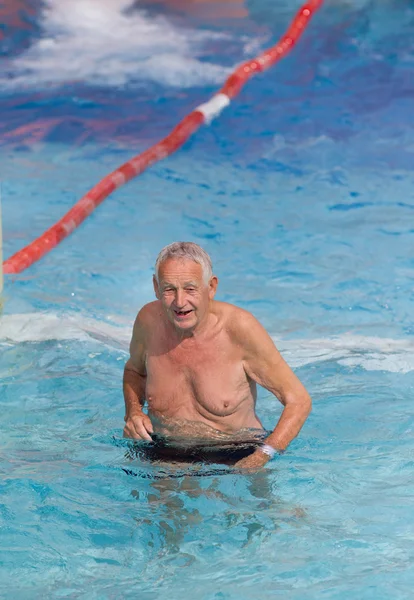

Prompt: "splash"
[3,0,231,90]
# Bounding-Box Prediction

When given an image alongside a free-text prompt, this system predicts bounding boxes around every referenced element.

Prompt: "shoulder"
[130,301,161,343]
[128,302,163,367]
[215,303,283,376]
[134,301,161,329]
[214,301,270,344]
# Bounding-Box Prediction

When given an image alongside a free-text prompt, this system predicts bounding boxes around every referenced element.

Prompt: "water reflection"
[126,451,307,563]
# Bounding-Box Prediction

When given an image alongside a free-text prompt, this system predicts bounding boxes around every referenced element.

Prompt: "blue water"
[1,1,414,598]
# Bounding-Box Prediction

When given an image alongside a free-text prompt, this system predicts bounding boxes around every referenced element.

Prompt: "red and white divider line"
[3,0,323,275]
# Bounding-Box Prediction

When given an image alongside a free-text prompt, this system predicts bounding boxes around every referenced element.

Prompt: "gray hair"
[155,242,213,283]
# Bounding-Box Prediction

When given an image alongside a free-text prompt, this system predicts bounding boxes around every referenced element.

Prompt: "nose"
[175,288,186,308]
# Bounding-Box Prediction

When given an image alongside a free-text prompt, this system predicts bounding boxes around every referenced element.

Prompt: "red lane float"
[3,0,323,275]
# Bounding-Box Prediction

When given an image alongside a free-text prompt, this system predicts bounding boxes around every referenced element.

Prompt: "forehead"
[158,258,204,282]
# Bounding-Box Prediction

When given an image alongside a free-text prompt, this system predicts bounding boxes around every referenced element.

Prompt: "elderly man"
[123,241,311,469]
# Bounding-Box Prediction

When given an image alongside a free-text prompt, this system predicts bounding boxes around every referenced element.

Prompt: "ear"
[153,275,161,299]
[208,276,218,299]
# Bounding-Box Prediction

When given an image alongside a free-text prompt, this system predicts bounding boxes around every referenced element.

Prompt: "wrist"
[258,444,277,460]
[259,443,283,460]
[124,408,145,422]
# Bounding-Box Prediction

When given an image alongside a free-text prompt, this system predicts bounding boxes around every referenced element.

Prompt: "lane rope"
[3,0,323,275]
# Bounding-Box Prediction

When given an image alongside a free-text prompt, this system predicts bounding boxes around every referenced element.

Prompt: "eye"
[163,287,174,293]
[185,287,196,293]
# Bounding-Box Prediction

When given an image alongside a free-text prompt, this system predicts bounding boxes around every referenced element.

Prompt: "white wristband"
[260,444,277,459]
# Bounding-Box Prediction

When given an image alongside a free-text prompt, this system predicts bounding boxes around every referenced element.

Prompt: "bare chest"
[145,335,252,418]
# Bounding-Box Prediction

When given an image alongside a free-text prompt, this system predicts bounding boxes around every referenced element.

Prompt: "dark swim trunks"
[127,431,269,466]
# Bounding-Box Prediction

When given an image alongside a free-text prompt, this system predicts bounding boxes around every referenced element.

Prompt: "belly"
[148,413,264,442]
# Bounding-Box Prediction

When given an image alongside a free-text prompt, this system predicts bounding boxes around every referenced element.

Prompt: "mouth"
[173,309,193,319]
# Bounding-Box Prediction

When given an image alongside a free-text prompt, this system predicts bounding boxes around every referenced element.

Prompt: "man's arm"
[233,310,311,468]
[123,310,154,441]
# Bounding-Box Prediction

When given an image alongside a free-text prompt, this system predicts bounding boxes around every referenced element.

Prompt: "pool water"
[1,1,414,598]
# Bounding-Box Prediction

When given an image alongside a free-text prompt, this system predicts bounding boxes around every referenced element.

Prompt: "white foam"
[1,312,413,373]
[0,312,130,351]
[3,0,230,90]
[279,336,414,374]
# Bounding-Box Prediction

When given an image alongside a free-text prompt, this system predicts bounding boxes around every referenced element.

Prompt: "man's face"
[153,258,217,332]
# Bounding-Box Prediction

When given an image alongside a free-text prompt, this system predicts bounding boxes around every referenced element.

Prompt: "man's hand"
[234,449,271,471]
[123,412,154,440]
